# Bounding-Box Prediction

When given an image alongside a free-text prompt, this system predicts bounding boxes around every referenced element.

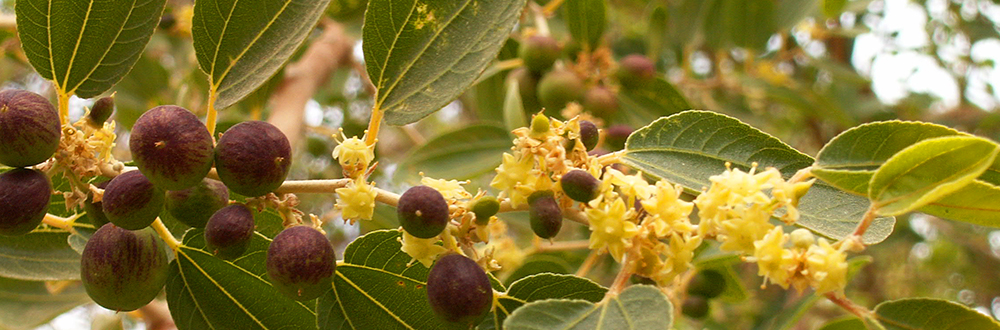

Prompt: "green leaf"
[817,317,865,330]
[363,0,526,125]
[0,276,90,330]
[872,298,1000,330]
[0,229,80,281]
[646,6,668,60]
[317,229,499,330]
[503,81,528,133]
[919,180,1000,227]
[564,0,606,48]
[395,124,512,182]
[15,0,166,97]
[823,0,848,18]
[193,0,331,109]
[481,273,607,329]
[813,121,962,196]
[503,255,572,286]
[503,285,672,330]
[613,77,691,129]
[693,255,747,303]
[869,136,999,216]
[623,111,893,244]
[166,230,317,330]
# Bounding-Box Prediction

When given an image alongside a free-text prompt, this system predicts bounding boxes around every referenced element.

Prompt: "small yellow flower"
[334,179,378,224]
[606,168,653,201]
[751,226,798,289]
[399,231,447,268]
[771,178,815,224]
[333,132,375,178]
[652,233,702,285]
[421,176,472,200]
[586,197,639,262]
[641,181,694,237]
[803,238,848,294]
[718,203,775,254]
[491,153,534,203]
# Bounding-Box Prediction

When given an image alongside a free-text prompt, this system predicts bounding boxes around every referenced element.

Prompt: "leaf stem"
[57,89,70,125]
[150,217,182,252]
[606,253,633,296]
[532,239,591,252]
[850,204,879,241]
[824,291,877,325]
[42,213,83,232]
[597,150,625,166]
[364,105,383,146]
[575,249,601,277]
[206,89,219,139]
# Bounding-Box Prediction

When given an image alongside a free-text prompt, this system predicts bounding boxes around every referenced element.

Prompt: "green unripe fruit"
[165,178,230,228]
[687,269,726,299]
[616,54,656,88]
[519,35,561,73]
[507,68,540,112]
[560,170,599,203]
[604,124,633,151]
[266,226,336,301]
[215,121,292,197]
[426,253,493,326]
[81,224,169,311]
[528,190,562,239]
[537,69,584,112]
[102,171,165,230]
[681,295,710,319]
[204,204,255,260]
[130,105,215,191]
[83,180,110,227]
[471,195,500,225]
[0,168,50,236]
[87,95,114,127]
[529,113,551,137]
[397,186,450,239]
[582,86,618,119]
[579,120,599,151]
[0,89,60,167]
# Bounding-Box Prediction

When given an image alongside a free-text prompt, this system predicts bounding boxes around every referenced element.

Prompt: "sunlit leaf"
[872,298,1000,330]
[481,273,607,330]
[564,0,606,48]
[193,0,331,109]
[395,124,512,182]
[503,285,671,330]
[613,77,690,129]
[166,230,317,330]
[869,136,999,216]
[624,111,893,244]
[15,0,166,97]
[363,0,526,125]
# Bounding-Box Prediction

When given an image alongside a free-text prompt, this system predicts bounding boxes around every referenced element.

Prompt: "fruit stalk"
[206,88,219,138]
[42,213,82,231]
[150,218,181,251]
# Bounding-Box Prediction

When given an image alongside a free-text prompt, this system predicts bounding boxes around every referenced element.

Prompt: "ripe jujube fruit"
[578,120,600,151]
[426,253,493,326]
[519,35,561,73]
[537,68,584,112]
[204,204,255,260]
[561,170,600,203]
[165,178,230,228]
[266,226,336,301]
[130,105,214,191]
[0,168,50,236]
[0,89,60,167]
[528,190,562,239]
[397,185,450,239]
[102,170,165,230]
[616,54,656,88]
[81,224,169,312]
[214,121,292,197]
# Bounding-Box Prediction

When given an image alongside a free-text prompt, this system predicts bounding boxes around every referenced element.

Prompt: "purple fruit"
[582,86,618,119]
[86,95,114,127]
[165,178,229,228]
[266,226,336,301]
[204,204,255,260]
[397,186,450,239]
[0,89,60,167]
[617,54,656,88]
[578,120,599,151]
[426,254,493,326]
[214,121,292,197]
[527,191,562,239]
[561,170,600,203]
[519,35,561,73]
[102,171,164,230]
[0,168,50,236]
[81,224,169,312]
[130,105,215,191]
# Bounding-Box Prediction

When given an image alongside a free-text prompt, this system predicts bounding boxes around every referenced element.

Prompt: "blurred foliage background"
[2,0,1000,329]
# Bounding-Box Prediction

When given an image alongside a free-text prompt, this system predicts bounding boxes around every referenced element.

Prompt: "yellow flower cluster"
[749,227,849,294]
[53,122,122,211]
[334,178,378,224]
[332,130,375,178]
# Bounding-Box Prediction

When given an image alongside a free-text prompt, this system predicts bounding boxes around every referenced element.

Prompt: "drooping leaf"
[503,81,528,133]
[503,285,672,330]
[872,298,1000,330]
[193,0,331,109]
[0,229,80,281]
[564,0,606,48]
[624,111,893,244]
[813,121,962,196]
[869,136,999,216]
[0,276,90,330]
[395,124,512,182]
[363,0,526,125]
[166,230,317,330]
[481,273,607,329]
[613,77,691,129]
[15,0,166,97]
[317,229,503,330]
